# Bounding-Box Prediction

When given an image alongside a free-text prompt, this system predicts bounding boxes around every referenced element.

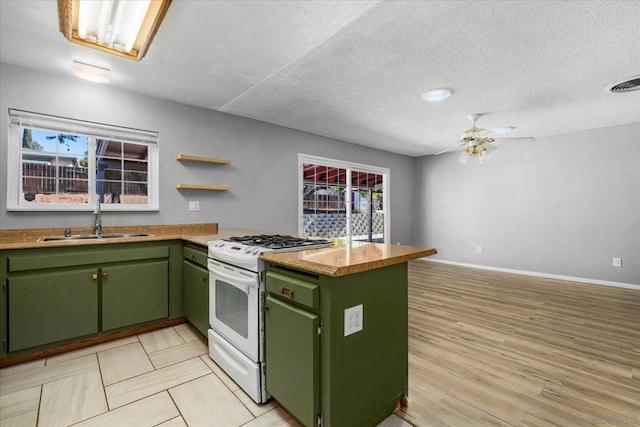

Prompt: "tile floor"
[0,324,411,426]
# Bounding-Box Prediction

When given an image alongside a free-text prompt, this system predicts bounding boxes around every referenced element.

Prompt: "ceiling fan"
[435,113,535,164]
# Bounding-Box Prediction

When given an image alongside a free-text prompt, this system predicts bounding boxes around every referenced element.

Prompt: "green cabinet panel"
[265,262,408,427]
[8,267,98,352]
[1,241,176,358]
[8,245,169,272]
[265,294,320,427]
[183,259,209,337]
[102,260,169,331]
[319,263,408,426]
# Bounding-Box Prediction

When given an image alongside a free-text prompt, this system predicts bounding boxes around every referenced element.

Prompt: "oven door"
[208,259,260,362]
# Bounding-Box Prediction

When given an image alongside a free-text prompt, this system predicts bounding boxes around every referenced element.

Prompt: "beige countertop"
[261,240,437,277]
[0,223,220,250]
[0,225,283,250]
[1,226,437,277]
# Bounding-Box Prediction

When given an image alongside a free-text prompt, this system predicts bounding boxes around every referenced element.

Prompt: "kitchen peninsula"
[1,225,436,427]
[261,241,436,427]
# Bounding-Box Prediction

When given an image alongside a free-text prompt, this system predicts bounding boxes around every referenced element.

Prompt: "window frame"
[297,153,390,242]
[6,109,159,212]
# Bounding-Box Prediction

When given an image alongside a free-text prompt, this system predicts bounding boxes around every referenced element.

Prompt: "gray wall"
[414,122,640,284]
[0,62,416,244]
[3,62,638,284]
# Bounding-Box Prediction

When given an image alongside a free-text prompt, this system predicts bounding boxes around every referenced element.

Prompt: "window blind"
[9,109,158,145]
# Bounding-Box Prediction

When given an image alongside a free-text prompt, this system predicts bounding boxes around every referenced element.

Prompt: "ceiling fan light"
[458,151,469,164]
[463,127,489,140]
[421,88,452,103]
[448,113,532,164]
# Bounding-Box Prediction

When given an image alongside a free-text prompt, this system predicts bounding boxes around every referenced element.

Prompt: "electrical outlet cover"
[344,304,363,336]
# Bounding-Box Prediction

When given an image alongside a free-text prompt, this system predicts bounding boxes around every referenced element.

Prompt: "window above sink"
[6,109,159,212]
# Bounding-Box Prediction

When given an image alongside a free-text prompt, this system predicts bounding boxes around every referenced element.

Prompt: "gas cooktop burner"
[226,234,332,250]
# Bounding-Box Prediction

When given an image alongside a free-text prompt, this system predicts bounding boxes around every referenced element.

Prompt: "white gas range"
[207,234,332,404]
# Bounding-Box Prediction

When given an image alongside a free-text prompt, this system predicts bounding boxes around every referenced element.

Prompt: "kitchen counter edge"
[261,243,437,277]
[1,228,438,278]
[0,224,264,250]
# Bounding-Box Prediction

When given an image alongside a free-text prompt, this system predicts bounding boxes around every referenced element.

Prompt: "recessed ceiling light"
[490,126,514,135]
[72,61,111,84]
[421,88,452,103]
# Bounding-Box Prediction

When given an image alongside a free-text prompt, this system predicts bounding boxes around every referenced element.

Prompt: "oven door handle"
[208,265,258,289]
[209,251,257,266]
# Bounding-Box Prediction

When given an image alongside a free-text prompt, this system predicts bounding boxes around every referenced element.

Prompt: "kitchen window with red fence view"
[8,109,159,211]
[20,129,148,205]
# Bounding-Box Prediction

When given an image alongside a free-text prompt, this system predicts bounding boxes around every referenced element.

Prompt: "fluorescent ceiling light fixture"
[421,88,452,102]
[58,0,171,61]
[72,60,111,83]
[489,126,514,135]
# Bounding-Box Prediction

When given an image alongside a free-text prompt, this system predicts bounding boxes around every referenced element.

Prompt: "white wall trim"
[420,258,640,290]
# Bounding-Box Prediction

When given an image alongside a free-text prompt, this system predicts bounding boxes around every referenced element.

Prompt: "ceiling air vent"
[607,76,640,93]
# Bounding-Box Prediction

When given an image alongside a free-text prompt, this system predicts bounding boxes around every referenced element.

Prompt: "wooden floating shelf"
[176,184,230,191]
[176,154,230,165]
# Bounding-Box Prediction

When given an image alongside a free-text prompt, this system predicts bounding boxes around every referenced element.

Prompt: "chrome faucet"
[93,199,102,236]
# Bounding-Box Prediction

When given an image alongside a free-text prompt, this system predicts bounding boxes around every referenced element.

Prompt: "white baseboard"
[420,258,640,291]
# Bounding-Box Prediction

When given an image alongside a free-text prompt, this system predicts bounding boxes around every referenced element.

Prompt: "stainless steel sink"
[39,233,152,242]
[100,233,152,239]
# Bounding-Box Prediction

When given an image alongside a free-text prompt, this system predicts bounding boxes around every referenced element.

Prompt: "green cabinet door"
[8,267,98,352]
[265,295,320,427]
[183,260,209,337]
[101,260,169,331]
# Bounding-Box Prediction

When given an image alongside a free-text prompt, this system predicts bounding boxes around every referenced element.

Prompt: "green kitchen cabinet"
[182,244,209,337]
[264,262,408,427]
[102,260,169,331]
[264,295,320,426]
[0,241,179,357]
[8,267,98,352]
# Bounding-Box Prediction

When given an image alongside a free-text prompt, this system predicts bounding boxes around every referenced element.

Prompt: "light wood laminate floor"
[0,323,410,426]
[400,261,640,427]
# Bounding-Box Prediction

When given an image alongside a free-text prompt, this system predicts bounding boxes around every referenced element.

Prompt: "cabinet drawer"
[266,271,319,310]
[8,244,169,272]
[183,245,208,268]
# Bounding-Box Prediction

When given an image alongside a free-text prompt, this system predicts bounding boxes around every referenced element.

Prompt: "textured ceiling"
[1,1,639,156]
